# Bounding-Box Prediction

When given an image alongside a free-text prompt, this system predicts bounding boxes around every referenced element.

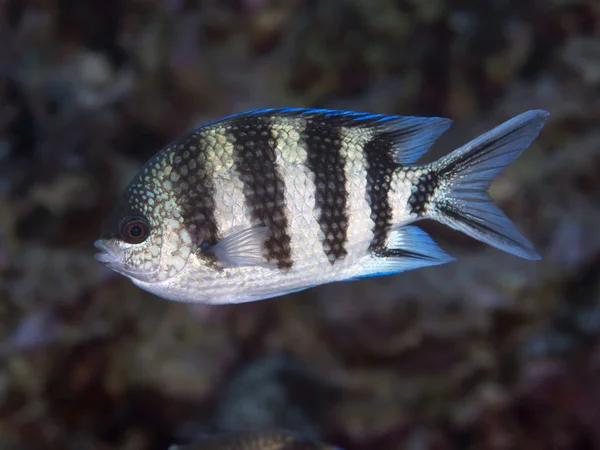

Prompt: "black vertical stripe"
[364,133,396,252]
[408,169,439,217]
[302,119,349,264]
[171,131,220,249]
[229,115,293,269]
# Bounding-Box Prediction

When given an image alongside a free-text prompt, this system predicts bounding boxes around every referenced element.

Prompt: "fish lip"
[92,239,170,282]
[92,240,152,280]
[93,240,120,264]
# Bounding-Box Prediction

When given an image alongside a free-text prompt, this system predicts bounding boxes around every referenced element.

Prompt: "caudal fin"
[428,110,549,260]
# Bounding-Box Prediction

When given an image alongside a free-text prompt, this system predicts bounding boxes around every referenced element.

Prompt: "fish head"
[94,158,196,284]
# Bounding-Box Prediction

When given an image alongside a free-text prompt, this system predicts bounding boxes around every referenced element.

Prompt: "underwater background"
[0,0,599,449]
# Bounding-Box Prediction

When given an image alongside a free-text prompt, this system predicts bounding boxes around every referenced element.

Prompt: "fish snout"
[93,240,120,264]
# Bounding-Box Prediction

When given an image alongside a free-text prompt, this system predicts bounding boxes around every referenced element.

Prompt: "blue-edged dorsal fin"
[354,225,455,280]
[199,108,453,165]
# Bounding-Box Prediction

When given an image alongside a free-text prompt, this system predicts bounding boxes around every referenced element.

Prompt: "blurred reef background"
[1,0,600,449]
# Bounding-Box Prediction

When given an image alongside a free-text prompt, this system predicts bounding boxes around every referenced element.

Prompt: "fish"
[168,429,343,450]
[93,107,549,304]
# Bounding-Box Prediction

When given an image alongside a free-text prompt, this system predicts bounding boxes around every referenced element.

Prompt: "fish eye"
[119,216,150,244]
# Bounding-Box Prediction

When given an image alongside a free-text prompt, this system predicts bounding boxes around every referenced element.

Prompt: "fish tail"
[425,110,549,260]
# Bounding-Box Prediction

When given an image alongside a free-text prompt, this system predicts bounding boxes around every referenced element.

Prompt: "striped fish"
[93,108,549,304]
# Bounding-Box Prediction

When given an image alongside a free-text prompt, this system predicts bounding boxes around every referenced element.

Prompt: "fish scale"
[229,115,293,269]
[171,132,220,247]
[271,122,325,268]
[363,132,396,251]
[208,141,249,237]
[94,108,549,304]
[302,119,349,263]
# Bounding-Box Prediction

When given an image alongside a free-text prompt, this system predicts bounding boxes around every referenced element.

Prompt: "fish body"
[94,108,549,304]
[169,429,342,450]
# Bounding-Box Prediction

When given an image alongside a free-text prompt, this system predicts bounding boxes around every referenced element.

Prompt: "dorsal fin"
[198,108,453,165]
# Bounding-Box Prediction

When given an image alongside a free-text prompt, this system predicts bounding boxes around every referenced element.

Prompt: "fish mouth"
[93,240,156,280]
[93,240,120,265]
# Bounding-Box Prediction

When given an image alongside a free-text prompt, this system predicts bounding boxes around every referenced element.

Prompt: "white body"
[130,125,415,304]
[96,108,548,304]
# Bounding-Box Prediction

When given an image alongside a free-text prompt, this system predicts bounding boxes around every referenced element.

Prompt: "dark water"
[0,1,599,449]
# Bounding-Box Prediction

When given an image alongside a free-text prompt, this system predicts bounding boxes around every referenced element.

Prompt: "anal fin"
[355,225,455,279]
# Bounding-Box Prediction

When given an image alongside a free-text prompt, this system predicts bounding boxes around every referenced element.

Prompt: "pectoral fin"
[208,226,277,269]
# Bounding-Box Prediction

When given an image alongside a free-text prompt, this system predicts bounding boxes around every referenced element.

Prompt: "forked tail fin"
[428,110,549,260]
